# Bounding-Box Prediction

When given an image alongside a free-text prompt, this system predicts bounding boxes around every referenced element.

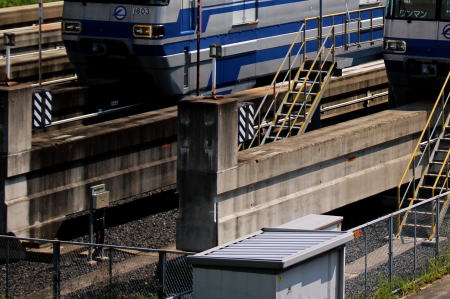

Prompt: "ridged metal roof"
[189,228,353,269]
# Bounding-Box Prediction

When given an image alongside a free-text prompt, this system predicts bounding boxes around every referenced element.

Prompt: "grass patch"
[370,244,450,298]
[0,0,60,9]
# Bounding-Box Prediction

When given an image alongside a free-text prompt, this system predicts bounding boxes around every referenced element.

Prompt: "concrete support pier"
[0,86,32,234]
[176,98,238,252]
[176,98,428,252]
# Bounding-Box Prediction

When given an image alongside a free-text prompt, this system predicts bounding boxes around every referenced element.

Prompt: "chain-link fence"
[0,237,193,298]
[1,192,449,298]
[345,191,450,298]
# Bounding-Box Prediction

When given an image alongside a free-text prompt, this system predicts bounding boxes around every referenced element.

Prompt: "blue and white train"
[62,0,384,96]
[384,0,450,106]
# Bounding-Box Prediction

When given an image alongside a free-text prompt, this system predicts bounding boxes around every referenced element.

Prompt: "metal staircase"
[243,26,336,149]
[238,6,384,151]
[397,71,450,239]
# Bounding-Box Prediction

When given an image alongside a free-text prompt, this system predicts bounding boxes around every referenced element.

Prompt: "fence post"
[6,239,9,299]
[53,241,61,299]
[435,197,440,258]
[388,216,393,284]
[109,248,113,287]
[413,207,417,279]
[364,229,367,298]
[158,251,167,299]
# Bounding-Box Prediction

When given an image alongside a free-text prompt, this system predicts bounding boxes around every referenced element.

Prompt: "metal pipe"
[30,75,77,88]
[212,56,217,98]
[320,91,388,112]
[158,251,167,299]
[196,0,202,96]
[47,103,141,127]
[388,216,393,284]
[435,197,440,257]
[88,209,94,261]
[413,208,417,279]
[364,229,367,298]
[38,0,43,87]
[319,0,322,49]
[52,241,61,299]
[6,239,9,299]
[5,46,11,81]
[109,248,113,286]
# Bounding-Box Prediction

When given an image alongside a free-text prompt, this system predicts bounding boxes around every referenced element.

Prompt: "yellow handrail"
[243,23,307,150]
[397,71,450,208]
[241,5,384,150]
[286,38,335,137]
[269,27,335,142]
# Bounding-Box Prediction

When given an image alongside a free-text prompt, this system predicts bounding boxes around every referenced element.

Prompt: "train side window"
[232,0,258,26]
[442,0,450,20]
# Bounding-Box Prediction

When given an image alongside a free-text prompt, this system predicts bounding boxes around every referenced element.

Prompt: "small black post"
[52,241,61,299]
[158,251,167,299]
[6,239,9,299]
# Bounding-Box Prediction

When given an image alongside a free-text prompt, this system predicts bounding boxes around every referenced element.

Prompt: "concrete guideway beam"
[176,99,429,252]
[0,83,178,237]
[0,2,62,29]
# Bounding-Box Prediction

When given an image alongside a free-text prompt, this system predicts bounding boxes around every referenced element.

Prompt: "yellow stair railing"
[239,22,307,150]
[239,6,384,150]
[396,71,450,238]
[260,27,336,144]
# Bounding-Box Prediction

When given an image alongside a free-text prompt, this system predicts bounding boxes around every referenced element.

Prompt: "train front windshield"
[386,0,450,20]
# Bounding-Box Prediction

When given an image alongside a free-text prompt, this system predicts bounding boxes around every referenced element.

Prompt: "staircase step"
[407,197,446,203]
[422,177,448,187]
[295,79,319,85]
[406,197,428,202]
[277,113,306,120]
[429,161,450,166]
[438,138,450,147]
[284,102,311,107]
[409,211,433,216]
[273,125,302,129]
[418,186,449,198]
[403,224,432,228]
[419,186,448,190]
[289,91,317,96]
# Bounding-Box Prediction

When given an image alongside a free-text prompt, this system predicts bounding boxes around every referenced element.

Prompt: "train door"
[181,0,195,33]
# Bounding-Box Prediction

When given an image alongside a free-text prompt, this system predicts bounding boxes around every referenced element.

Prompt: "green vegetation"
[371,238,450,298]
[0,0,60,9]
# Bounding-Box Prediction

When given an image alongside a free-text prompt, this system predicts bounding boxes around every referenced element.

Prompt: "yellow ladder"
[397,71,450,239]
[244,26,336,149]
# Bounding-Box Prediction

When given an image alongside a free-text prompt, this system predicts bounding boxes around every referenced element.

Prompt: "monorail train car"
[384,0,450,106]
[62,0,384,96]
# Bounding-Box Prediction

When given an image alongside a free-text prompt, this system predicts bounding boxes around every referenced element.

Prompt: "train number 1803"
[133,7,150,15]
